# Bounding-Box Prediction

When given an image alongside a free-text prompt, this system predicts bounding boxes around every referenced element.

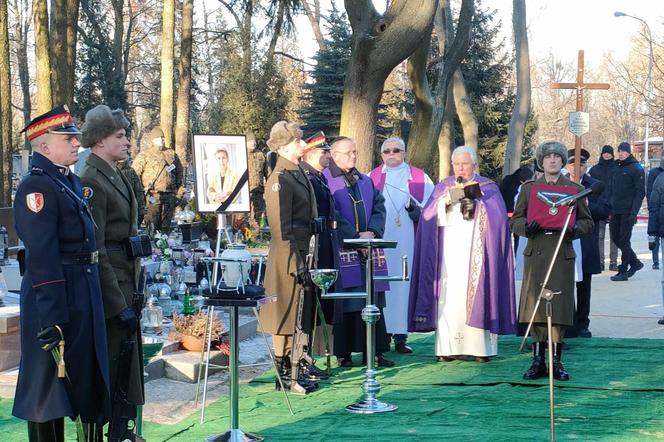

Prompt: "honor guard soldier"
[259,121,321,394]
[80,105,146,440]
[12,106,111,441]
[510,141,594,381]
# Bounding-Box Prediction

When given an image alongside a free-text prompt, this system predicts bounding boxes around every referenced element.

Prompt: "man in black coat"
[589,145,618,271]
[566,149,611,338]
[646,164,664,325]
[609,142,645,281]
[646,150,664,269]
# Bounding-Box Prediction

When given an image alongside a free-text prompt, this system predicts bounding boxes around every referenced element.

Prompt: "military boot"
[274,356,318,395]
[298,358,330,381]
[552,343,570,381]
[523,342,547,380]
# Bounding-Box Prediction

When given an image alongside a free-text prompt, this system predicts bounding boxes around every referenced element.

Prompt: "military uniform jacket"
[12,153,111,424]
[259,156,317,335]
[81,153,144,405]
[132,146,183,196]
[510,174,594,326]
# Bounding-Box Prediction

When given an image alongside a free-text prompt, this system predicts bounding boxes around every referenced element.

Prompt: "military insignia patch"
[26,192,44,213]
[272,183,281,192]
[82,186,94,199]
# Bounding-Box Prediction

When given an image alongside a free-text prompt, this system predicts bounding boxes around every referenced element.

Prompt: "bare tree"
[0,0,11,204]
[49,0,80,107]
[11,0,31,134]
[33,0,52,113]
[341,0,439,171]
[301,0,326,50]
[503,0,530,176]
[174,0,193,166]
[452,70,478,150]
[160,0,175,147]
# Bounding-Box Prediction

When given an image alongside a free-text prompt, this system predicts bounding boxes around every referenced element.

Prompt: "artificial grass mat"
[1,334,663,441]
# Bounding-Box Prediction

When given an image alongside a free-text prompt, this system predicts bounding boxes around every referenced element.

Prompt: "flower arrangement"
[152,232,174,261]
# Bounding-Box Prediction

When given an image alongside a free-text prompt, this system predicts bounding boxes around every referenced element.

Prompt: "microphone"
[456,176,463,184]
[554,181,605,207]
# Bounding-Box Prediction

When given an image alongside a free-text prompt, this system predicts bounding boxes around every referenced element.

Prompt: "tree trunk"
[0,0,11,204]
[49,0,79,108]
[452,69,478,150]
[33,0,52,113]
[174,0,193,167]
[160,0,175,148]
[341,0,439,172]
[504,0,531,176]
[438,81,456,180]
[264,0,285,70]
[14,0,31,144]
[406,0,474,169]
[301,0,327,50]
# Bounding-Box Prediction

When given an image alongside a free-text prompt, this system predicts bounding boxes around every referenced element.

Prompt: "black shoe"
[338,357,353,368]
[627,261,644,277]
[275,357,318,394]
[475,356,490,363]
[578,328,592,338]
[299,360,330,381]
[375,355,395,367]
[653,263,660,270]
[610,272,629,281]
[658,317,664,325]
[609,263,619,272]
[437,355,454,362]
[523,342,547,380]
[395,342,413,354]
[552,343,570,381]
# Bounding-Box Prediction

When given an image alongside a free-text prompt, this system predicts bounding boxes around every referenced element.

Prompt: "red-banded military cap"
[21,105,81,141]
[303,131,330,153]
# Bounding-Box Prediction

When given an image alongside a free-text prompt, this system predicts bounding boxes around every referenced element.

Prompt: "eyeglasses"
[336,150,356,157]
[382,148,404,154]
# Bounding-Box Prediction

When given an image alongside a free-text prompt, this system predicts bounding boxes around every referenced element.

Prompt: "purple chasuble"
[407,175,517,335]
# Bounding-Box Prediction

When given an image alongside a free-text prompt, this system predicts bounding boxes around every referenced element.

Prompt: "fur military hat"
[535,140,568,167]
[81,105,130,148]
[266,121,303,151]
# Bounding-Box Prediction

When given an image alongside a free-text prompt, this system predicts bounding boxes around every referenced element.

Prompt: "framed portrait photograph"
[193,134,250,213]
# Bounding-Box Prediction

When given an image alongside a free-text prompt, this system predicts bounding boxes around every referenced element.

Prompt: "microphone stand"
[519,203,576,442]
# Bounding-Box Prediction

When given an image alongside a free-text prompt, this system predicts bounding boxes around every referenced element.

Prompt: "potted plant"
[170,311,228,354]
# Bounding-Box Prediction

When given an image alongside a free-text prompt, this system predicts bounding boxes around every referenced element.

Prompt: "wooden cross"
[550,50,610,181]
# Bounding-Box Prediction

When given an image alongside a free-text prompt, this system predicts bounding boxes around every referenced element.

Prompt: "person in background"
[588,145,618,271]
[646,149,664,269]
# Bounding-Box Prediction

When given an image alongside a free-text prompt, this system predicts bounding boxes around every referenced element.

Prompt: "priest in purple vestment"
[408,146,517,363]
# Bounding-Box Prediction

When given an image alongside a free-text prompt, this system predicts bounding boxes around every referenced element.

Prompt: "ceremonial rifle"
[108,268,146,442]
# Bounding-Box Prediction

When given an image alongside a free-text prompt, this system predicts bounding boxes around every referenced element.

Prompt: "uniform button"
[85,238,89,242]
[86,269,91,273]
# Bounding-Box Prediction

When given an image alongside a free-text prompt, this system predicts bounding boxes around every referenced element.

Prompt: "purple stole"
[369,164,426,204]
[323,168,389,291]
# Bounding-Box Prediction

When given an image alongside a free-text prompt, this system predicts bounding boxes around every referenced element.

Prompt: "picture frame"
[192,134,250,213]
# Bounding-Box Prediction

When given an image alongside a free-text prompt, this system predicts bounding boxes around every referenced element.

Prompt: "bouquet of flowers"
[152,232,175,261]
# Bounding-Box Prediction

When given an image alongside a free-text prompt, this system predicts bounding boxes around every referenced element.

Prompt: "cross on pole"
[550,50,610,181]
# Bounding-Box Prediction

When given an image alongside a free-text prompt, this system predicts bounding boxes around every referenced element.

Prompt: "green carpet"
[1,334,663,441]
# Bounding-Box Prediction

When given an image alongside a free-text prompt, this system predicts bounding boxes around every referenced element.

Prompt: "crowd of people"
[12,105,662,439]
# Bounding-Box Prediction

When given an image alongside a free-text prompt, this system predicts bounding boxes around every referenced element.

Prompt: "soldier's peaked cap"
[21,105,81,141]
[303,131,330,153]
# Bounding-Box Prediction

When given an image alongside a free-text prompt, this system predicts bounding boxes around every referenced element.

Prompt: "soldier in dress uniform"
[132,127,184,232]
[259,121,320,395]
[80,105,145,437]
[301,131,338,357]
[12,105,111,441]
[510,141,594,381]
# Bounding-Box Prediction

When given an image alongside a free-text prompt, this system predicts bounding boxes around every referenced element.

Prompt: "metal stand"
[519,204,576,442]
[339,239,408,414]
[202,296,276,442]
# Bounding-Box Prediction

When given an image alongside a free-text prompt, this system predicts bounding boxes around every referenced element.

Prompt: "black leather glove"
[628,214,638,225]
[37,326,61,352]
[460,197,476,221]
[525,221,542,237]
[116,307,139,334]
[565,226,577,240]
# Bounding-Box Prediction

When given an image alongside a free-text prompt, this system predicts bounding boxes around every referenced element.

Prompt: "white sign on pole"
[568,112,590,137]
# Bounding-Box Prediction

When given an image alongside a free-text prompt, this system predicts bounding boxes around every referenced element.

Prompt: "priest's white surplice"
[435,200,497,357]
[379,163,434,335]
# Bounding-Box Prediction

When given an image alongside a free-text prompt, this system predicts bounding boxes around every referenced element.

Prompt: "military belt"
[61,251,99,265]
[104,241,124,252]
